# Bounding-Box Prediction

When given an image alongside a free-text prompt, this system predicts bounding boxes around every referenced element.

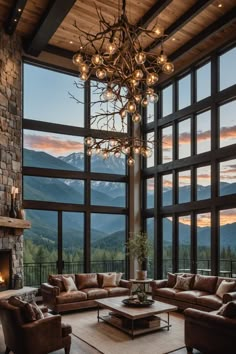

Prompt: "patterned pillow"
[50,277,66,292]
[216,280,236,299]
[167,273,177,288]
[62,276,78,292]
[8,296,27,308]
[102,273,117,287]
[217,301,236,318]
[174,275,192,290]
[24,301,44,322]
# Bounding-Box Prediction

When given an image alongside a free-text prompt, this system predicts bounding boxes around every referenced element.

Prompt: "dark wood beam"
[145,0,214,53]
[136,0,172,29]
[5,0,27,35]
[169,7,236,62]
[24,0,76,57]
[45,44,74,59]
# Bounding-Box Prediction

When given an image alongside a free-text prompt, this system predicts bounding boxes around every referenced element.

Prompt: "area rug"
[63,310,185,354]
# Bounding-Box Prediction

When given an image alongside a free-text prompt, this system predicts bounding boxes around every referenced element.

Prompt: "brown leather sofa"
[41,272,132,313]
[184,307,236,354]
[0,299,71,354]
[150,273,236,311]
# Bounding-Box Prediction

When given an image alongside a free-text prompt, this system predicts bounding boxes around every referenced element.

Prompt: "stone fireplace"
[0,249,12,291]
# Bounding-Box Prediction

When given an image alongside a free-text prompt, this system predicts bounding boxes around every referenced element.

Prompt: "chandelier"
[72,0,174,165]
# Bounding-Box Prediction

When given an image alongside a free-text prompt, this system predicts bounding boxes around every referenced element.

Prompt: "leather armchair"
[184,308,236,354]
[0,300,71,354]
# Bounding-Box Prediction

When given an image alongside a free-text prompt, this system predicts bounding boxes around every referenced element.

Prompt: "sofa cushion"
[48,274,75,292]
[193,274,217,293]
[82,288,108,300]
[216,280,236,299]
[76,273,99,290]
[175,290,209,304]
[167,273,177,288]
[196,294,223,310]
[56,291,87,304]
[62,276,78,292]
[174,275,192,290]
[217,301,236,318]
[97,272,123,287]
[105,287,129,296]
[102,273,117,287]
[24,301,44,322]
[155,288,182,298]
[8,296,27,308]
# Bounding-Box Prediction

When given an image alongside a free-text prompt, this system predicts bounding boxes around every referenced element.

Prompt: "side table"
[129,278,153,293]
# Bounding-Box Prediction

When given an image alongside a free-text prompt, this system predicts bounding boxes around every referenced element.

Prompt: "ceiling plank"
[24,0,76,57]
[146,0,214,53]
[5,0,27,35]
[136,0,172,29]
[169,7,236,62]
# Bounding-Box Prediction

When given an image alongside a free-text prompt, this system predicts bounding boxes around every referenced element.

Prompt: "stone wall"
[0,26,23,288]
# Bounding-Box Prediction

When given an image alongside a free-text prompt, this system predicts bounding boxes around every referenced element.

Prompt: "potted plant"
[126,232,151,280]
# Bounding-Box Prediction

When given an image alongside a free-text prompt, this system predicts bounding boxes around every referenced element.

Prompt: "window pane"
[146,178,154,209]
[24,64,84,126]
[196,213,211,274]
[219,209,236,277]
[146,217,154,278]
[90,214,126,273]
[219,159,236,196]
[178,170,191,203]
[178,118,191,159]
[63,212,84,274]
[146,132,154,168]
[196,62,211,101]
[178,215,191,272]
[163,217,173,278]
[23,130,84,171]
[162,174,173,206]
[219,47,236,91]
[178,75,191,110]
[91,152,126,175]
[196,110,211,154]
[196,165,211,200]
[162,126,173,163]
[219,100,236,148]
[23,176,84,204]
[147,102,154,123]
[91,181,126,207]
[162,85,173,117]
[24,210,58,286]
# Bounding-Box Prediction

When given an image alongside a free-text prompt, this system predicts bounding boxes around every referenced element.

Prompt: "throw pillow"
[217,301,236,318]
[8,296,27,308]
[116,272,123,285]
[102,273,117,287]
[77,273,99,290]
[174,275,192,290]
[193,274,217,293]
[167,273,177,288]
[216,280,236,299]
[51,277,66,292]
[62,276,78,292]
[24,301,44,322]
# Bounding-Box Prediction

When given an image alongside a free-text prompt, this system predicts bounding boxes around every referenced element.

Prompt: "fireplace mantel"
[0,216,31,233]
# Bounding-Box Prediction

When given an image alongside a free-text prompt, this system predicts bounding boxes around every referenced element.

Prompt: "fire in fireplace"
[0,250,12,291]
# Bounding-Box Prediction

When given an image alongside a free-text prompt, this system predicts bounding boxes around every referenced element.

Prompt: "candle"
[11,186,15,195]
[15,188,19,195]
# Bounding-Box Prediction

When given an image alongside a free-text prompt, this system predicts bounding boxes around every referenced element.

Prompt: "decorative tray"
[122,298,154,307]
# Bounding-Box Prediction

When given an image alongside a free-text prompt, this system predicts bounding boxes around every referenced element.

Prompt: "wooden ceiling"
[0,0,236,78]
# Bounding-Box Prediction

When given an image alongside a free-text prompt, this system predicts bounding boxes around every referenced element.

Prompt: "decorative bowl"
[122,298,154,307]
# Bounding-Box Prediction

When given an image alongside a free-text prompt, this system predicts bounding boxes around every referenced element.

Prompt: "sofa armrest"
[150,279,167,290]
[184,308,236,330]
[223,291,236,304]
[119,279,132,289]
[22,315,63,351]
[41,283,60,309]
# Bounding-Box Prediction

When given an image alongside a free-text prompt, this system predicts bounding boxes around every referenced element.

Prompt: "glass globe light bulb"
[133,69,143,80]
[149,93,159,103]
[91,54,103,66]
[80,72,88,81]
[129,78,139,87]
[124,145,130,154]
[84,137,94,146]
[102,87,114,101]
[80,63,89,73]
[146,72,159,86]
[109,138,117,147]
[126,101,136,113]
[114,150,121,158]
[96,68,106,80]
[102,149,109,159]
[145,148,152,158]
[95,145,101,154]
[127,156,135,167]
[119,108,127,119]
[157,51,167,65]
[162,61,175,74]
[133,145,141,154]
[87,147,92,156]
[106,41,117,55]
[141,97,149,107]
[134,94,142,103]
[132,113,141,123]
[72,52,84,66]
[154,24,164,38]
[135,52,146,65]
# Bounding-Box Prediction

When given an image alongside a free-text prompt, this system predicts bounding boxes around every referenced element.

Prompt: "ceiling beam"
[24,0,76,57]
[169,7,236,62]
[145,0,214,53]
[5,0,27,35]
[136,0,172,29]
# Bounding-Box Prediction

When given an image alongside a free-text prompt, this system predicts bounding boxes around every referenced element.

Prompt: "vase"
[9,196,17,218]
[136,270,147,280]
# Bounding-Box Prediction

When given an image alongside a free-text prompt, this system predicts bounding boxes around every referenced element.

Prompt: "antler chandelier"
[72,0,174,165]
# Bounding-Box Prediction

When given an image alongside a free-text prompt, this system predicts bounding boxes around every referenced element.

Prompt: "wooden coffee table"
[95,296,177,338]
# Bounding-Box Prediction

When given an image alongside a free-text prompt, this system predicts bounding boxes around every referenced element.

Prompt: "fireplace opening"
[0,250,12,291]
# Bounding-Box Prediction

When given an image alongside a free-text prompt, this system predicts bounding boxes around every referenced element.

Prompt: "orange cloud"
[24,134,84,156]
[197,173,211,180]
[220,126,236,139]
[178,216,191,226]
[147,179,155,191]
[220,209,236,226]
[163,179,173,188]
[197,214,211,228]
